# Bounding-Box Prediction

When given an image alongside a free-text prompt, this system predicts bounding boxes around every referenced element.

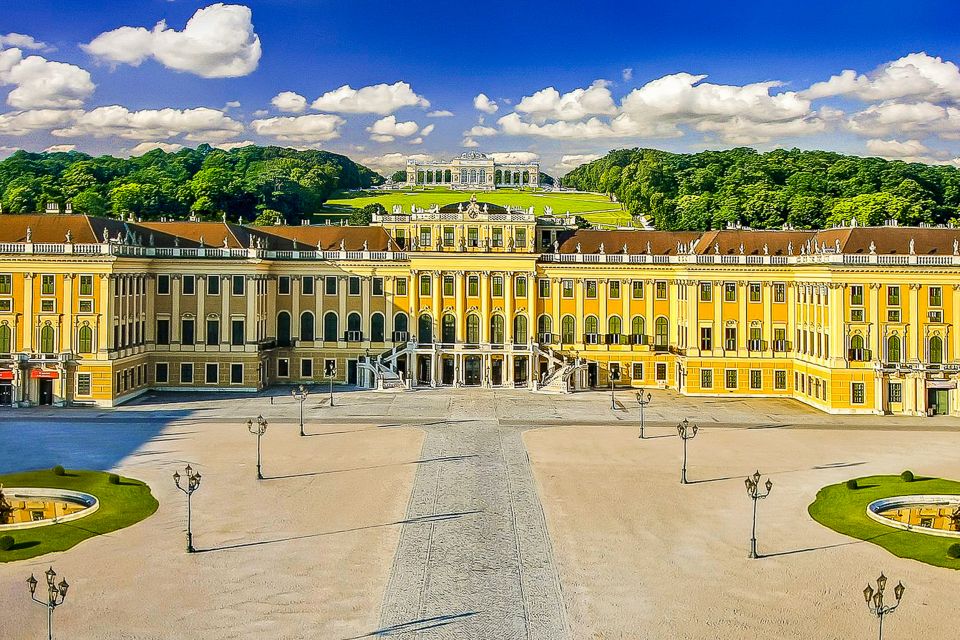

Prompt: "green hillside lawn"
[808,474,960,569]
[324,188,631,225]
[0,469,158,562]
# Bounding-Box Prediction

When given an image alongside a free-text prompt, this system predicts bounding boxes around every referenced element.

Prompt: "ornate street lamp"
[744,470,773,559]
[173,464,202,553]
[290,384,308,436]
[636,389,652,439]
[325,360,336,406]
[27,566,69,640]
[864,573,905,640]
[677,418,699,484]
[247,415,268,479]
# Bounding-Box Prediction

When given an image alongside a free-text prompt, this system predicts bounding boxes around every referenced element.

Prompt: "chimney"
[64,202,72,214]
[45,202,60,214]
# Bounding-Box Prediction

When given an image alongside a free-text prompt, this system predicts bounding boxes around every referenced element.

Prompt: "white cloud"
[366,115,419,142]
[0,33,52,51]
[498,112,624,139]
[129,141,184,155]
[0,48,95,109]
[420,123,435,136]
[0,109,80,135]
[52,105,244,141]
[804,52,960,102]
[252,109,268,117]
[427,109,454,117]
[0,145,17,158]
[622,68,633,82]
[408,137,423,145]
[865,138,931,158]
[360,152,432,173]
[214,139,256,150]
[224,100,241,109]
[474,93,498,114]
[250,113,345,143]
[461,137,480,147]
[44,144,76,152]
[271,91,307,113]
[311,81,429,114]
[464,124,497,137]
[556,153,602,172]
[488,151,539,163]
[847,101,960,139]
[517,80,618,122]
[82,3,261,78]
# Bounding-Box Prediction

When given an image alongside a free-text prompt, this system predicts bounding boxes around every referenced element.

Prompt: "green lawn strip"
[808,475,960,569]
[0,469,158,562]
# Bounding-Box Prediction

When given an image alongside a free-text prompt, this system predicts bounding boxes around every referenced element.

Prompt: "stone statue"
[362,240,368,251]
[869,241,876,255]
[292,238,298,250]
[787,241,793,256]
[507,237,514,250]
[553,240,559,253]
[222,236,229,248]
[411,236,418,250]
[622,243,629,254]
[174,237,180,248]
[65,230,72,243]
[544,206,553,216]
[25,227,32,242]
[954,239,958,256]
[457,202,464,213]
[835,239,841,254]
[762,243,769,256]
[339,239,345,252]
[198,235,205,247]
[909,238,915,255]
[714,242,720,255]
[575,242,582,254]
[149,233,155,247]
[316,239,323,250]
[800,244,806,256]
[249,235,255,249]
[483,203,488,213]
[739,243,744,255]
[646,241,652,255]
[599,242,605,254]
[103,227,110,243]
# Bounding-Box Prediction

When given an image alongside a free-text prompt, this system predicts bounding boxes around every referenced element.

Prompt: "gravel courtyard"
[1,387,959,639]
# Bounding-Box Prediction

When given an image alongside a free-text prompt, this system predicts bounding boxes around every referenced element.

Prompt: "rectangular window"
[395,278,407,296]
[180,363,193,384]
[586,280,597,298]
[700,326,712,351]
[300,358,313,378]
[467,227,479,247]
[774,370,787,390]
[419,275,431,296]
[749,326,761,342]
[888,381,902,403]
[850,285,864,306]
[773,283,785,303]
[887,309,901,322]
[230,363,243,384]
[181,319,195,346]
[929,286,942,307]
[205,363,219,384]
[725,369,738,389]
[207,275,220,295]
[700,369,713,389]
[887,286,900,306]
[750,369,762,390]
[277,358,289,377]
[206,319,220,345]
[492,227,503,247]
[372,277,384,296]
[632,280,644,299]
[724,327,737,351]
[656,362,667,381]
[231,319,244,346]
[0,274,11,295]
[850,308,865,322]
[325,276,337,295]
[155,363,169,384]
[0,299,11,312]
[655,281,667,299]
[515,228,527,248]
[278,276,291,295]
[40,299,55,313]
[324,358,337,377]
[442,276,454,296]
[632,362,643,380]
[538,279,550,298]
[515,276,527,297]
[232,275,245,296]
[156,319,170,345]
[699,282,712,302]
[76,373,92,396]
[41,274,55,295]
[78,299,93,313]
[609,280,620,299]
[419,227,431,247]
[182,275,195,295]
[852,382,865,404]
[348,277,360,296]
[492,276,503,297]
[749,283,761,303]
[79,275,94,296]
[562,280,574,298]
[302,276,315,295]
[724,282,736,302]
[443,226,455,246]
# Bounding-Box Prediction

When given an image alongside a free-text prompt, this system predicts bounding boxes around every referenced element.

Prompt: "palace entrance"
[464,356,482,386]
[417,355,432,385]
[514,356,528,387]
[38,379,54,405]
[927,387,950,415]
[441,357,455,385]
[491,358,503,386]
[587,362,599,388]
[0,382,11,406]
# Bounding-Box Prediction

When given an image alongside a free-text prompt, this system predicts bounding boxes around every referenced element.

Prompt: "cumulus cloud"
[0,33,52,51]
[461,137,480,147]
[130,141,184,155]
[224,100,241,109]
[865,138,932,159]
[622,68,633,82]
[420,123,435,136]
[367,115,420,142]
[464,124,497,137]
[556,153,602,172]
[0,108,81,135]
[214,140,256,150]
[516,80,617,122]
[52,105,244,141]
[311,81,429,114]
[488,151,539,163]
[44,144,76,152]
[427,109,454,117]
[474,93,498,114]
[0,48,95,109]
[804,52,960,102]
[250,113,345,143]
[360,151,433,173]
[82,3,261,78]
[847,101,960,139]
[271,91,307,113]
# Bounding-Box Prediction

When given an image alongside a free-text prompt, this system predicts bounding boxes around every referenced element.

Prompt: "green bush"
[0,536,13,551]
[901,470,915,482]
[51,465,65,476]
[948,543,960,559]
[108,473,120,485]
[846,479,858,490]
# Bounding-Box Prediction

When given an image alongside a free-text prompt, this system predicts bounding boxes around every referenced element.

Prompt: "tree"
[350,203,384,225]
[391,170,407,183]
[71,189,109,216]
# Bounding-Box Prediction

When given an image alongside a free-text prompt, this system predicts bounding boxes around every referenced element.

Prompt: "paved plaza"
[2,388,960,638]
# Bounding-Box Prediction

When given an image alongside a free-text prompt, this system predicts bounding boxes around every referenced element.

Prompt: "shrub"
[108,473,120,485]
[0,535,13,551]
[948,543,960,559]
[846,479,858,490]
[51,465,65,476]
[901,470,915,482]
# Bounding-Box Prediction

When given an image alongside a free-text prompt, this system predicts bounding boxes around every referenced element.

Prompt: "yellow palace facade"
[0,197,958,417]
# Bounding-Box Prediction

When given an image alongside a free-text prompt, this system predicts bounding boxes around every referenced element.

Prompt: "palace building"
[405,152,540,190]
[1,196,959,417]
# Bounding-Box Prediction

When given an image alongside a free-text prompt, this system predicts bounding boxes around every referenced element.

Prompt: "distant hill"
[562,147,960,230]
[0,145,383,224]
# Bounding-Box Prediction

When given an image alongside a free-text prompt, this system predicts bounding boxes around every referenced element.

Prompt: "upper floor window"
[492,276,503,297]
[302,276,315,295]
[348,277,361,296]
[632,281,644,299]
[561,280,574,298]
[887,285,900,306]
[468,275,479,297]
[207,275,220,295]
[773,283,785,303]
[419,274,431,296]
[699,282,712,302]
[749,283,761,303]
[278,276,291,295]
[419,227,431,247]
[325,276,337,296]
[232,275,245,296]
[515,276,527,297]
[655,281,667,300]
[443,226,455,247]
[182,275,196,296]
[850,285,864,306]
[79,275,94,296]
[372,277,384,296]
[929,286,942,307]
[492,228,503,247]
[585,280,597,298]
[443,276,454,297]
[395,278,407,296]
[41,274,55,295]
[723,282,736,302]
[609,280,620,299]
[538,279,551,298]
[0,274,11,295]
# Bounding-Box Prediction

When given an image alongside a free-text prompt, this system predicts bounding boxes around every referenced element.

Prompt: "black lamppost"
[744,470,773,559]
[247,414,268,479]
[173,464,202,552]
[27,567,68,640]
[609,365,620,410]
[291,385,308,436]
[325,360,336,406]
[636,389,652,438]
[677,418,698,484]
[864,573,905,640]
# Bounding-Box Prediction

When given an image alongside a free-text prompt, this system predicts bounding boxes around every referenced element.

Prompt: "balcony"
[583,333,601,345]
[343,331,363,342]
[605,333,623,345]
[537,333,554,344]
[630,334,649,345]
[391,331,409,342]
[747,340,767,352]
[848,348,872,362]
[772,340,791,352]
[652,343,669,353]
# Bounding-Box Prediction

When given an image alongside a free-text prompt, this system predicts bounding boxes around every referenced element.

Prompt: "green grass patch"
[0,469,158,562]
[323,188,631,225]
[808,474,960,569]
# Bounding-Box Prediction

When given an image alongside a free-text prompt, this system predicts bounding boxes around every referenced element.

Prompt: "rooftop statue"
[576,242,582,254]
[763,243,769,255]
[599,242,605,254]
[909,238,915,255]
[835,239,841,253]
[869,241,876,254]
[788,241,793,255]
[362,240,368,251]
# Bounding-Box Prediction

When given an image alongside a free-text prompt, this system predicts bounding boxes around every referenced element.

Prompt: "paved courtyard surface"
[1,387,959,639]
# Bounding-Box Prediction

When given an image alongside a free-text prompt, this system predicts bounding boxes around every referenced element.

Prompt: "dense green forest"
[0,145,382,223]
[562,147,960,230]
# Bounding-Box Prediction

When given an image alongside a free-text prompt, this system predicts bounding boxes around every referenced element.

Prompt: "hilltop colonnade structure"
[0,195,958,417]
[405,152,540,190]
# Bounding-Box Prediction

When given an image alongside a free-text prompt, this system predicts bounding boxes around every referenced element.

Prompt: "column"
[787,282,797,355]
[409,270,420,338]
[712,281,722,356]
[196,276,206,344]
[504,272,514,344]
[953,285,960,362]
[738,281,747,357]
[220,276,230,346]
[431,271,441,340]
[828,283,844,367]
[385,276,394,339]
[95,274,107,355]
[291,276,301,341]
[145,276,155,345]
[315,275,325,342]
[62,274,74,352]
[171,275,181,344]
[338,276,347,344]
[762,281,772,358]
[909,284,921,361]
[246,276,257,344]
[527,271,536,345]
[645,280,655,346]
[455,271,465,342]
[479,271,490,342]
[361,276,371,347]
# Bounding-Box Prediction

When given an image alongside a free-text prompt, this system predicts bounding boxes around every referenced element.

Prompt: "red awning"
[0,370,13,380]
[30,369,59,379]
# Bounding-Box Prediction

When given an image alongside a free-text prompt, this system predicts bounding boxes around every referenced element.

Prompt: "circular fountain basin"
[867,495,960,538]
[0,488,99,531]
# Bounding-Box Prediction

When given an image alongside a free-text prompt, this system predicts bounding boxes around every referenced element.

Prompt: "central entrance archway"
[464,356,482,386]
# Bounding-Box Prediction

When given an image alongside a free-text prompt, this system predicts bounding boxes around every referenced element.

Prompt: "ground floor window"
[632,362,643,380]
[180,363,193,384]
[205,363,219,384]
[155,363,169,383]
[700,369,713,389]
[725,369,738,389]
[277,358,289,377]
[774,370,787,390]
[301,358,313,378]
[655,363,667,381]
[852,382,865,404]
[324,359,337,377]
[76,373,91,396]
[230,363,243,384]
[888,381,902,403]
[750,370,762,390]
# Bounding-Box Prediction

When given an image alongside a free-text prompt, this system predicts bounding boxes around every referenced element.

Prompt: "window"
[773,283,785,303]
[887,335,901,363]
[490,316,504,344]
[40,274,55,296]
[929,335,944,364]
[699,282,712,302]
[492,227,503,247]
[632,362,643,380]
[774,370,787,390]
[278,276,291,295]
[41,299,55,312]
[466,315,480,344]
[0,324,11,353]
[231,364,243,384]
[538,279,550,298]
[418,315,433,343]
[607,280,620,299]
[443,226,455,246]
[852,382,865,404]
[468,276,479,296]
[419,275,431,296]
[929,286,942,307]
[79,275,94,296]
[724,282,736,302]
[155,363,169,383]
[888,382,902,403]
[656,363,667,381]
[515,228,526,248]
[182,275,196,295]
[372,277,384,296]
[887,286,900,306]
[515,276,527,297]
[73,372,92,396]
[206,319,220,345]
[0,299,10,313]
[301,359,313,378]
[850,308,865,322]
[655,281,667,299]
[441,314,456,343]
[232,275,245,296]
[700,326,712,351]
[396,278,407,296]
[443,276,454,296]
[700,369,713,389]
[300,312,315,342]
[180,363,194,384]
[750,370,762,390]
[850,285,864,306]
[207,275,220,295]
[277,359,289,377]
[77,325,93,353]
[492,276,503,297]
[725,369,738,389]
[301,276,314,295]
[419,227,431,247]
[724,327,737,351]
[468,227,479,247]
[654,317,668,347]
[586,280,597,298]
[348,277,361,296]
[561,279,574,298]
[514,315,527,343]
[181,318,195,346]
[608,316,622,336]
[561,316,576,343]
[231,320,245,346]
[0,274,11,295]
[325,276,338,295]
[584,315,599,336]
[157,274,170,295]
[205,363,219,384]
[749,283,761,302]
[156,319,170,346]
[371,313,385,342]
[632,280,644,299]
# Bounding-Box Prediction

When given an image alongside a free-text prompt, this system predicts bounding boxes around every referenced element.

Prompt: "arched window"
[40,324,55,354]
[347,312,361,333]
[585,315,599,335]
[442,314,457,344]
[394,312,409,334]
[930,335,944,364]
[495,169,502,184]
[0,324,11,354]
[514,315,527,344]
[522,170,530,184]
[470,169,477,183]
[537,315,552,338]
[631,316,645,336]
[78,325,93,354]
[444,169,451,183]
[850,334,864,351]
[435,170,442,183]
[323,312,338,342]
[479,169,486,184]
[655,317,669,347]
[608,316,622,335]
[371,313,385,342]
[561,315,576,343]
[466,314,480,344]
[300,312,315,342]
[418,314,433,343]
[277,311,291,346]
[490,315,504,344]
[460,169,468,183]
[887,335,901,363]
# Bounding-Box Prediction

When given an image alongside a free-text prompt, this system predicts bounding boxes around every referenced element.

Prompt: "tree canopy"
[562,147,960,230]
[0,145,383,223]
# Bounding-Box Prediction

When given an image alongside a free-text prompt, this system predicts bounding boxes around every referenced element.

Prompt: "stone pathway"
[376,411,568,639]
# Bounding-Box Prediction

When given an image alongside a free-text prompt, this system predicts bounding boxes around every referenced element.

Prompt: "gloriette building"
[405,152,539,190]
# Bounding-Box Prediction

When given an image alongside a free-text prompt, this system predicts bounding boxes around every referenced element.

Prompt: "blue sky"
[2,0,960,175]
